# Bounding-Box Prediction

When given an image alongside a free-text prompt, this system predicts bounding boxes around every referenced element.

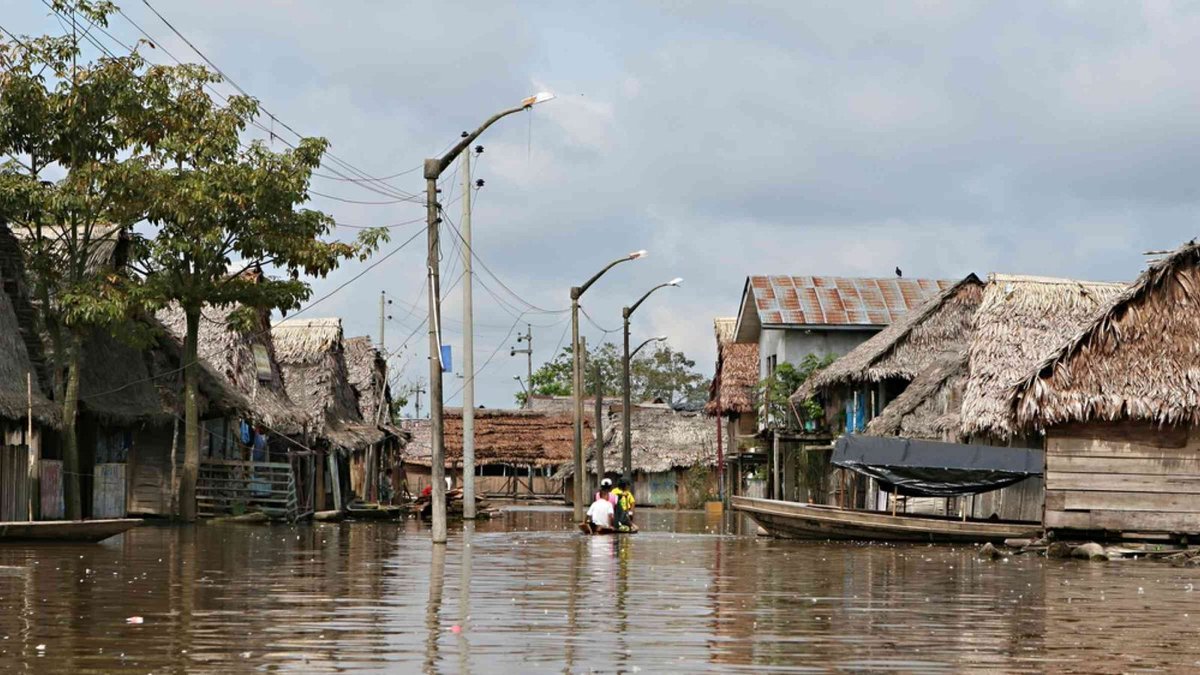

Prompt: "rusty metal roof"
[747,276,954,327]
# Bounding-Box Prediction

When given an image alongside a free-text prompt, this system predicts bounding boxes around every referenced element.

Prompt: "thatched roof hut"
[404,408,585,468]
[0,286,58,427]
[960,274,1125,439]
[865,351,967,441]
[344,336,407,441]
[706,316,759,416]
[794,274,983,400]
[272,318,380,450]
[556,404,717,477]
[586,404,717,474]
[78,319,250,426]
[1013,242,1200,430]
[158,304,307,435]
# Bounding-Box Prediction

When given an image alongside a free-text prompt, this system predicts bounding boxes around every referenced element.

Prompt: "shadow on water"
[0,506,1198,672]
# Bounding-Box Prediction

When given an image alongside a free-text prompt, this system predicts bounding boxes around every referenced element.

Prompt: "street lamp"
[423,91,555,544]
[570,250,646,521]
[632,335,668,358]
[622,278,682,482]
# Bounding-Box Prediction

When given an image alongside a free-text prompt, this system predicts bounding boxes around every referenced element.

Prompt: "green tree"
[515,342,710,408]
[758,354,836,432]
[131,63,384,521]
[0,2,157,518]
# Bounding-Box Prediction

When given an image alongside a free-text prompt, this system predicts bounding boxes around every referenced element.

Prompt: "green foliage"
[515,342,711,407]
[758,353,836,431]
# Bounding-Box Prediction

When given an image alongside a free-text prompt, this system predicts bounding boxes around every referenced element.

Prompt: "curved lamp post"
[632,335,667,359]
[570,250,646,521]
[622,278,682,481]
[424,91,555,544]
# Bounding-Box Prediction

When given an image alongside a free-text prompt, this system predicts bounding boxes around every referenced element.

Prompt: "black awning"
[832,435,1044,497]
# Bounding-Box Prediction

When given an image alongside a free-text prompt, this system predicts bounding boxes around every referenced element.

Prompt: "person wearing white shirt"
[586,488,615,531]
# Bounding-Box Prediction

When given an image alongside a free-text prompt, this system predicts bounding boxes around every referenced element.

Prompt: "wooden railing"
[197,458,305,521]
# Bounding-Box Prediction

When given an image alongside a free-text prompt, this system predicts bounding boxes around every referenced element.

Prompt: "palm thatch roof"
[794,274,983,400]
[78,318,250,426]
[558,404,717,476]
[272,318,380,451]
[9,223,127,276]
[865,350,967,441]
[960,274,1125,439]
[705,341,759,416]
[158,303,307,435]
[1014,242,1200,430]
[344,336,407,441]
[0,287,58,427]
[404,408,588,468]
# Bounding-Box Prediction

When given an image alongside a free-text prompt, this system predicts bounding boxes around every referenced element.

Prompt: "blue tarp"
[832,435,1044,497]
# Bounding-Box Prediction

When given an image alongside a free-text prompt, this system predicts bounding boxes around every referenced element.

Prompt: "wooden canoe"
[0,519,142,543]
[732,496,1039,544]
[346,503,403,520]
[578,522,638,535]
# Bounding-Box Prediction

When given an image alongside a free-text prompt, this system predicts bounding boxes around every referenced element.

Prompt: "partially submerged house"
[1012,242,1200,536]
[344,336,407,502]
[404,408,578,499]
[580,403,719,507]
[705,317,760,497]
[273,318,380,511]
[78,319,251,518]
[0,225,60,520]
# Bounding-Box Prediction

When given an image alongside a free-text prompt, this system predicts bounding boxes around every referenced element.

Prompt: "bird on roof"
[895,267,903,278]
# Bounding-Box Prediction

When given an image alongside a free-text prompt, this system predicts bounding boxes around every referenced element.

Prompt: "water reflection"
[0,508,1198,671]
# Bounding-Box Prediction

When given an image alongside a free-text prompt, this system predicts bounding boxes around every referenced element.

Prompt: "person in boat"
[611,478,635,531]
[586,486,615,532]
[596,477,617,505]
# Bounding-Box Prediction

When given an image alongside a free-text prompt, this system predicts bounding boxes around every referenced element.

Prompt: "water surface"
[0,506,1196,672]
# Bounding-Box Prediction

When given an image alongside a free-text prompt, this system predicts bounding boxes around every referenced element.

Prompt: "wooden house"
[0,224,60,520]
[344,336,407,502]
[1012,242,1200,537]
[78,319,251,518]
[272,318,380,511]
[404,409,579,499]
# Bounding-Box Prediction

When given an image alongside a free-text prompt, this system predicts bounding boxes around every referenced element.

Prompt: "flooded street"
[0,507,1197,673]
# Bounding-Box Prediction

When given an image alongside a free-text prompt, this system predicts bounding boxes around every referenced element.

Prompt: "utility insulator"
[475,179,485,188]
[474,145,484,154]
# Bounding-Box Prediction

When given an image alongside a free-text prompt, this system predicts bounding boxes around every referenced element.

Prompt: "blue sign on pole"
[440,345,452,373]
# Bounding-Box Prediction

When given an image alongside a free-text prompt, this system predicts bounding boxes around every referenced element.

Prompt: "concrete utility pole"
[378,291,387,350]
[594,360,604,486]
[461,142,478,520]
[422,92,555,544]
[510,325,532,407]
[621,279,681,481]
[570,251,646,522]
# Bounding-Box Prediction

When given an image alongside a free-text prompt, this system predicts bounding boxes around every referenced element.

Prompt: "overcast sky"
[10,1,1200,412]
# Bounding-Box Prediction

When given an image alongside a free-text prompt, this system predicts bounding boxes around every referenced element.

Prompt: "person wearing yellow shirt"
[611,478,636,531]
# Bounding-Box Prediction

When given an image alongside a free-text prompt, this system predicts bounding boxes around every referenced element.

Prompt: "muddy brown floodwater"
[0,506,1199,673]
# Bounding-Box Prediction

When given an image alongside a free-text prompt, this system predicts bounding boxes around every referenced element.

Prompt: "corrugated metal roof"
[747,276,954,327]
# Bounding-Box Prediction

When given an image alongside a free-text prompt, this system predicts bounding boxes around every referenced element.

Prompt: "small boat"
[578,522,639,535]
[346,502,404,520]
[0,518,142,543]
[732,496,1037,544]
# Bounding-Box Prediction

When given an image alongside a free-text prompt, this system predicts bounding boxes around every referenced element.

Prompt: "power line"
[134,0,421,202]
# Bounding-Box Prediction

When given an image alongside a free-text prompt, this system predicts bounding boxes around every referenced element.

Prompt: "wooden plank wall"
[92,463,127,518]
[129,427,175,516]
[1046,422,1200,533]
[39,460,63,519]
[0,445,30,521]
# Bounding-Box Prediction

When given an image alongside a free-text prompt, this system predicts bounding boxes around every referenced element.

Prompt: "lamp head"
[667,277,683,286]
[522,92,556,107]
[628,249,648,260]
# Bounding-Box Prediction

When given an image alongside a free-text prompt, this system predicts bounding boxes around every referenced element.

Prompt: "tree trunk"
[61,333,82,520]
[180,307,201,522]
